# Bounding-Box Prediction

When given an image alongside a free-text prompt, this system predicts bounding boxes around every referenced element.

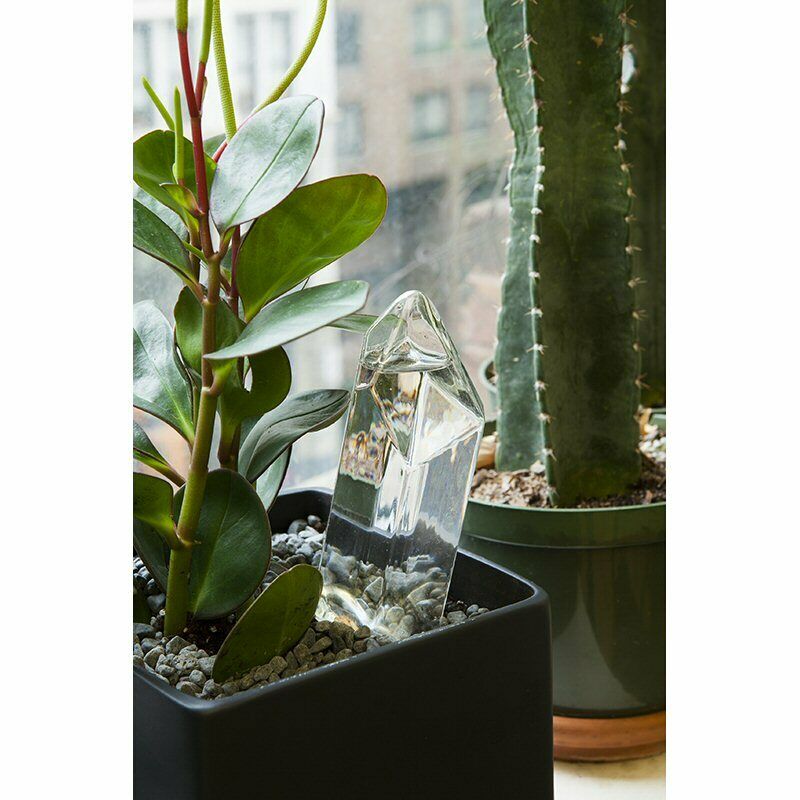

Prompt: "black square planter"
[134,488,553,799]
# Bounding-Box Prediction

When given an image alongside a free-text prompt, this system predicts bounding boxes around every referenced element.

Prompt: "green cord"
[141,77,174,130]
[212,0,238,140]
[254,0,327,112]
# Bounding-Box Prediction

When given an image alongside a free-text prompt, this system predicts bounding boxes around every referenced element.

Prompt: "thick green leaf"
[237,175,387,320]
[133,302,195,441]
[212,564,322,682]
[160,182,200,215]
[204,133,226,157]
[133,473,175,544]
[133,130,215,221]
[133,199,196,287]
[133,420,182,483]
[209,96,324,232]
[239,389,350,482]
[329,313,377,334]
[174,470,272,619]
[135,186,184,237]
[255,447,291,512]
[207,280,369,362]
[133,518,170,591]
[173,287,242,375]
[218,348,292,447]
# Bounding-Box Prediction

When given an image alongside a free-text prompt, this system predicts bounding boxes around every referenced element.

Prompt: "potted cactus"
[133,3,553,797]
[463,0,666,761]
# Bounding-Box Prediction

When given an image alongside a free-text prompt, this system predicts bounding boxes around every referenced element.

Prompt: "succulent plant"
[487,0,665,505]
[132,0,385,668]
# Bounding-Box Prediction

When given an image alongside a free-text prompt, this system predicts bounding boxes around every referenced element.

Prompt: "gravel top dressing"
[133,515,489,700]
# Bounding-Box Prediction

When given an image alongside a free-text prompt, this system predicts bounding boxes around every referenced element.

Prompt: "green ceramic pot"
[463,421,665,718]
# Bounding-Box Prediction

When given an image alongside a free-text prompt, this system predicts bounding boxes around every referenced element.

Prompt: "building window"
[133,22,154,129]
[465,84,491,131]
[413,3,451,54]
[337,10,361,65]
[337,103,365,157]
[412,91,450,141]
[236,15,258,113]
[268,12,293,72]
[464,0,485,47]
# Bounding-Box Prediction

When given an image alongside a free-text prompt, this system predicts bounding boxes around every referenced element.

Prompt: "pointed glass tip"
[363,290,451,373]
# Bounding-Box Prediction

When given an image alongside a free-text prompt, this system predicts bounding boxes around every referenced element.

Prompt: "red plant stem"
[178,30,213,258]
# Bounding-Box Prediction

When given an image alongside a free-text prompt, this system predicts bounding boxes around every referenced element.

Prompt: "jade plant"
[487,0,665,505]
[132,0,386,681]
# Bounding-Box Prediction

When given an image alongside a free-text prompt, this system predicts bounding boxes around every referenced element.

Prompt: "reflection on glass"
[319,291,484,639]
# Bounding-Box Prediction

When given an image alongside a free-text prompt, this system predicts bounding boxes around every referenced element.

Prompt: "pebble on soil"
[133,516,490,700]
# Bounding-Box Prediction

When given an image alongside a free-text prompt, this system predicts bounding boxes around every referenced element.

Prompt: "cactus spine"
[627,1,666,406]
[488,0,642,505]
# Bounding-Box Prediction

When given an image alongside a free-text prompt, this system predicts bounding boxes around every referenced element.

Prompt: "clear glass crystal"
[319,291,484,639]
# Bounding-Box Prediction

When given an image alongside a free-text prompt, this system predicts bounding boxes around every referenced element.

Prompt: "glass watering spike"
[318,291,484,639]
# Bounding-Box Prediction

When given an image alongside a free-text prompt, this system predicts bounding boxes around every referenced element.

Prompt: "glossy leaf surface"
[174,470,272,619]
[132,473,175,543]
[237,174,387,320]
[329,313,377,334]
[212,565,322,683]
[209,96,324,232]
[239,389,349,482]
[133,302,194,441]
[133,200,195,287]
[207,280,369,362]
[133,518,170,591]
[255,447,291,512]
[133,420,180,482]
[133,130,215,220]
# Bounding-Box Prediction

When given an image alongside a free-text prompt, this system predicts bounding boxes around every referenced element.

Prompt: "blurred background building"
[133,0,512,485]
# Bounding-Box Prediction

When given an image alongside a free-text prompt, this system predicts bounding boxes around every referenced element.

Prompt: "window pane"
[268,12,293,72]
[133,22,153,129]
[465,84,491,131]
[235,15,258,113]
[337,103,365,157]
[337,10,361,65]
[413,3,451,54]
[412,91,450,140]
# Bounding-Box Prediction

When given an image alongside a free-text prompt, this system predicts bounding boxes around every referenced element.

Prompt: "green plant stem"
[142,77,174,130]
[164,3,226,633]
[165,256,223,634]
[165,547,192,634]
[212,0,237,141]
[173,88,185,183]
[255,0,326,112]
[195,0,213,108]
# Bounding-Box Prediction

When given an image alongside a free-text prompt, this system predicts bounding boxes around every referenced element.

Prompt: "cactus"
[488,0,642,505]
[488,0,544,471]
[627,1,666,406]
